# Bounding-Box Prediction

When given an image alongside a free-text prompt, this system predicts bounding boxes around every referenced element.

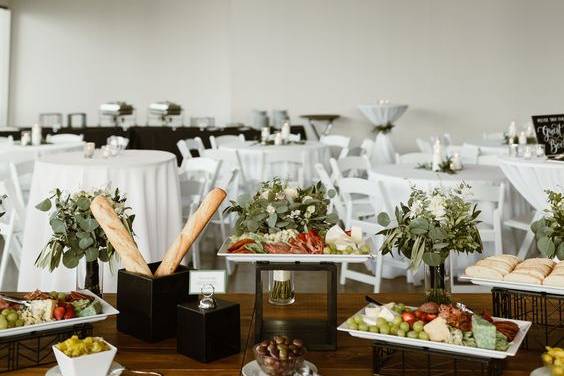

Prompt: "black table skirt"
[0,125,307,164]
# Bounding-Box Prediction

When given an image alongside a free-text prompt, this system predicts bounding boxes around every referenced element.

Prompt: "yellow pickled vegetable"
[55,336,109,357]
[542,347,564,376]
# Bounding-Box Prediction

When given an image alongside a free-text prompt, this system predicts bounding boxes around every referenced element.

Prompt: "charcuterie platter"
[338,302,531,360]
[0,289,118,338]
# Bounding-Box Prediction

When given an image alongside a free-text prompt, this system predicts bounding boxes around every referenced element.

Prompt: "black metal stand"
[492,287,564,349]
[0,323,93,373]
[254,261,337,351]
[372,340,504,376]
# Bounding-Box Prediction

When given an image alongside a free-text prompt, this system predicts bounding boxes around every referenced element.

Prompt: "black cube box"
[177,298,241,362]
[117,261,196,342]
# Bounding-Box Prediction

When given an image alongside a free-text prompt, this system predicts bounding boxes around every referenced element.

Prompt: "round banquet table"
[463,139,508,156]
[498,157,564,211]
[219,141,330,185]
[17,150,182,293]
[0,142,84,162]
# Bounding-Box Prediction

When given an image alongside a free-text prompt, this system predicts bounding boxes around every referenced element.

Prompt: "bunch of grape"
[0,308,24,329]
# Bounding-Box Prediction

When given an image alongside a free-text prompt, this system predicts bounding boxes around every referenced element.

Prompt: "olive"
[279,349,288,360]
[292,339,304,347]
[274,336,284,344]
[264,357,275,366]
[261,340,270,347]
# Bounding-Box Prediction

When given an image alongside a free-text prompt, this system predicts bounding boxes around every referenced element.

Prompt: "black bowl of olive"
[253,336,306,376]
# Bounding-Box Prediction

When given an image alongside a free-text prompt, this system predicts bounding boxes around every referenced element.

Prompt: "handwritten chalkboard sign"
[532,114,564,155]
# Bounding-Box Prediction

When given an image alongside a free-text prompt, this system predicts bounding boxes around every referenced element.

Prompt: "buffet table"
[0,126,308,164]
[9,293,540,376]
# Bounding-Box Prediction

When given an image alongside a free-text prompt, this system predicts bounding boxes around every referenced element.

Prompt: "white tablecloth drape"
[358,104,408,165]
[463,140,508,156]
[17,150,182,293]
[219,141,330,185]
[499,157,564,211]
[0,142,84,160]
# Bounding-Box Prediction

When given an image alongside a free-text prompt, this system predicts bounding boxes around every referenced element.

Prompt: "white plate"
[242,360,317,376]
[46,361,123,376]
[530,367,551,376]
[338,304,532,359]
[217,240,373,263]
[459,275,564,296]
[0,290,119,338]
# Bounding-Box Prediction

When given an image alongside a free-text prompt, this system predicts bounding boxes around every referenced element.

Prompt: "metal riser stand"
[492,287,564,349]
[372,341,504,376]
[254,261,337,351]
[0,324,93,373]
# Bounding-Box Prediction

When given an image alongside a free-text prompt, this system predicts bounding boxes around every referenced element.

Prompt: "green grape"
[379,325,390,335]
[369,325,379,333]
[7,313,18,323]
[360,245,370,254]
[348,322,359,330]
[399,322,410,332]
[413,321,425,333]
[1,309,9,317]
[407,331,418,339]
[392,316,403,326]
[346,318,356,327]
[389,326,398,335]
[358,323,369,332]
[376,318,387,327]
[418,332,429,340]
[353,315,363,324]
[15,319,24,327]
[0,316,7,329]
[396,329,406,337]
[397,303,406,312]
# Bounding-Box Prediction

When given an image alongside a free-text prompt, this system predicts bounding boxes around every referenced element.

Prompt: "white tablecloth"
[17,150,182,292]
[0,142,84,160]
[219,141,330,185]
[358,104,408,165]
[499,157,564,211]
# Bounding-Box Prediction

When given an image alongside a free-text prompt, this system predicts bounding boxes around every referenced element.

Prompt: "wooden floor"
[11,293,543,376]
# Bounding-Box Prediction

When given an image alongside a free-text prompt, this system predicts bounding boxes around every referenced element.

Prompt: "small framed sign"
[189,270,227,295]
[532,114,564,155]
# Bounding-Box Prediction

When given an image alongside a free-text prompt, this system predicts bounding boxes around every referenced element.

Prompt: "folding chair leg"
[373,254,383,293]
[517,229,535,260]
[340,262,348,285]
[0,216,16,290]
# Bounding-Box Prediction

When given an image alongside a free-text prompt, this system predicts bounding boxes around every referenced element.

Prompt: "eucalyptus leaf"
[377,212,390,227]
[79,237,94,250]
[49,218,66,234]
[85,247,99,262]
[62,251,79,269]
[99,247,110,262]
[557,242,564,261]
[267,213,277,228]
[35,198,52,212]
[76,196,91,211]
[537,236,556,258]
[422,252,444,266]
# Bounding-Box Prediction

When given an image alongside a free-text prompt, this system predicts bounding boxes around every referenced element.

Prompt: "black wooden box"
[177,298,241,362]
[117,261,196,342]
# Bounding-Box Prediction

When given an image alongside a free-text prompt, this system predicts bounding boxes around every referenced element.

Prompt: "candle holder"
[83,143,95,159]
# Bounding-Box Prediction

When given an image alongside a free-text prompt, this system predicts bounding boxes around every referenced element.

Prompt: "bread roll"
[510,267,547,280]
[521,258,555,268]
[476,259,512,275]
[465,265,504,280]
[543,274,564,287]
[504,272,542,285]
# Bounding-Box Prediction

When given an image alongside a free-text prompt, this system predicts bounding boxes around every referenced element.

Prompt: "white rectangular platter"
[459,275,564,296]
[338,304,531,359]
[217,240,373,263]
[0,289,119,338]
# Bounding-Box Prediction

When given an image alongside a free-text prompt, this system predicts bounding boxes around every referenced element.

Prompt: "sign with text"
[189,270,227,295]
[532,114,564,155]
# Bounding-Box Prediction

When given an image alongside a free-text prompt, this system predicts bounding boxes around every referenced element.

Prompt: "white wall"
[8,0,564,151]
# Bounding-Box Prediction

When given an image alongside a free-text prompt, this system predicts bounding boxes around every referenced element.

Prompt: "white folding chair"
[0,180,24,290]
[201,148,248,193]
[450,183,505,293]
[8,158,35,209]
[394,152,432,164]
[329,156,371,181]
[178,157,222,223]
[209,134,246,149]
[46,133,84,144]
[176,137,205,162]
[416,138,433,153]
[263,150,306,187]
[314,163,346,222]
[320,135,350,159]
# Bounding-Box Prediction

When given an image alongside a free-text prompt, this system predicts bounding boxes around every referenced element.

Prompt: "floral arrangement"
[35,188,134,271]
[416,157,457,175]
[531,190,564,260]
[377,183,482,270]
[224,178,341,254]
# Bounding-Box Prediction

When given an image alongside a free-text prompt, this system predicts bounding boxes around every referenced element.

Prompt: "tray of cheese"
[460,255,564,295]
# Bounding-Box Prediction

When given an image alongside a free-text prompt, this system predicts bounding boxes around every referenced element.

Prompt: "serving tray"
[0,289,118,338]
[217,240,373,263]
[459,275,564,296]
[338,304,531,359]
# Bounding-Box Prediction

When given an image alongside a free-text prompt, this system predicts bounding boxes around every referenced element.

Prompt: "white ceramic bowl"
[53,339,117,376]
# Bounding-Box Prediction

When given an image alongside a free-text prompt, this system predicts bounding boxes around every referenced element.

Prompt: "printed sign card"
[189,270,227,295]
[532,114,564,155]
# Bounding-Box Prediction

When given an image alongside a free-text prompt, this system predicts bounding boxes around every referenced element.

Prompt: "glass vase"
[268,270,295,305]
[76,258,103,297]
[424,261,451,305]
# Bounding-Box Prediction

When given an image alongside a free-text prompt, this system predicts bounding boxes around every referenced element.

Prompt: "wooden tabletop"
[12,293,542,376]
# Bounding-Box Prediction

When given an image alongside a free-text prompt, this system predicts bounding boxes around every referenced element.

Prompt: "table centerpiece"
[34,188,135,296]
[531,190,564,260]
[376,183,483,304]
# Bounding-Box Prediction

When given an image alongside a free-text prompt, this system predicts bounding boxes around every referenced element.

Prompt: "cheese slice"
[365,307,381,318]
[378,306,398,322]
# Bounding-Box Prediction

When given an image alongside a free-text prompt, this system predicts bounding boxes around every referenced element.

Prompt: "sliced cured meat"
[264,242,292,254]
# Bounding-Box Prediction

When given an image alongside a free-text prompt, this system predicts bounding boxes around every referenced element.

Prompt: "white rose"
[307,205,316,214]
[261,190,270,199]
[303,195,313,203]
[289,209,301,218]
[284,187,298,199]
[266,205,276,214]
[429,196,446,221]
[276,192,286,200]
[409,200,423,218]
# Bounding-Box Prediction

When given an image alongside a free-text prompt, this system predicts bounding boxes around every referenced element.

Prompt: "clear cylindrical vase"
[76,258,103,297]
[424,261,451,305]
[268,270,295,305]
